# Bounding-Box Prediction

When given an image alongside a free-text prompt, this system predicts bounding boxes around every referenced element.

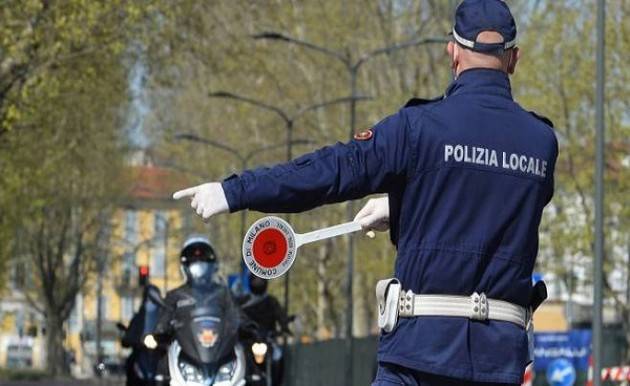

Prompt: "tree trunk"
[45,311,67,376]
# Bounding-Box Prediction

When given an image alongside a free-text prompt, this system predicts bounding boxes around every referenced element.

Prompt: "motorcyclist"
[152,235,240,385]
[120,284,163,386]
[153,235,225,332]
[122,284,162,347]
[238,274,290,337]
[239,274,291,385]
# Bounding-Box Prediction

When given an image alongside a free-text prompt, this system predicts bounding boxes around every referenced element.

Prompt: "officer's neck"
[446,68,512,99]
[455,64,508,79]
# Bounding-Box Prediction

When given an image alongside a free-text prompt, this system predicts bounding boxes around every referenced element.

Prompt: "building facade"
[0,159,196,375]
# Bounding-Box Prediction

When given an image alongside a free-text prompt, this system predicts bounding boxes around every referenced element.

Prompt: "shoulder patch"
[404,96,443,108]
[529,111,554,128]
[353,128,373,141]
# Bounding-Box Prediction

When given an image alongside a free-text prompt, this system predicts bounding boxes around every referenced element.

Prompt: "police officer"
[173,1,558,384]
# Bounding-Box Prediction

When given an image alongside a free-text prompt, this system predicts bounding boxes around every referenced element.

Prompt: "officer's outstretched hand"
[173,182,229,220]
[354,197,390,232]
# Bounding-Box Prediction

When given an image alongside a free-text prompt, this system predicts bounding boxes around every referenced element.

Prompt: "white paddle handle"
[295,221,363,247]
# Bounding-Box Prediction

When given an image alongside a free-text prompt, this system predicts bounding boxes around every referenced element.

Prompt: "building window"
[151,211,167,277]
[68,295,82,333]
[125,210,138,246]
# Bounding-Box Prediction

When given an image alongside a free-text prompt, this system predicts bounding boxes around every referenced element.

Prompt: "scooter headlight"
[252,342,268,365]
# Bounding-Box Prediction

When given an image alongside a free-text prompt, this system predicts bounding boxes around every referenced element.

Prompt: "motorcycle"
[116,284,163,386]
[144,286,247,386]
[246,316,295,386]
[247,333,279,386]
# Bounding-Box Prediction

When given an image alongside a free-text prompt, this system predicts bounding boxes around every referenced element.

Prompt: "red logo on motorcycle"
[198,328,218,348]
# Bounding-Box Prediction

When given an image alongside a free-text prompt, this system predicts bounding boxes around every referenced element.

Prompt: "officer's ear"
[447,42,459,70]
[507,47,520,75]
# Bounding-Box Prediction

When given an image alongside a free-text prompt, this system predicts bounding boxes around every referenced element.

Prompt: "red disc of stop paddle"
[252,228,288,268]
[242,216,297,279]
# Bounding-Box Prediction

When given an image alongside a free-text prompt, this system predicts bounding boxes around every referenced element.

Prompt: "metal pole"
[284,120,294,317]
[345,65,358,386]
[284,121,294,354]
[95,264,103,370]
[164,217,169,293]
[240,158,249,293]
[593,0,605,384]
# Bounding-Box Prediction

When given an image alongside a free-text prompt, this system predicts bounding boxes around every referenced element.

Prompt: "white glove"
[173,182,229,220]
[143,334,158,350]
[353,197,390,232]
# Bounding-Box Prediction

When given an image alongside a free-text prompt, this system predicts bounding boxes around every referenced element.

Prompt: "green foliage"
[515,0,629,295]
[0,0,162,375]
[147,0,629,340]
[147,0,452,336]
[515,1,629,357]
[0,0,627,350]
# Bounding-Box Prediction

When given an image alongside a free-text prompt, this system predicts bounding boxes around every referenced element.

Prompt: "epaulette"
[529,111,554,128]
[403,96,443,108]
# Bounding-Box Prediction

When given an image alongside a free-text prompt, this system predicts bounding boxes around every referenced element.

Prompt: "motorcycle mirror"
[115,322,127,332]
[242,216,363,280]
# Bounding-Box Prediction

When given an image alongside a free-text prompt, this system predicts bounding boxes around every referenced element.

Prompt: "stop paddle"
[242,216,370,279]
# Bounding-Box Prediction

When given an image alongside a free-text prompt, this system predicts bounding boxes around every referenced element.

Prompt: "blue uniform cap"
[452,0,517,53]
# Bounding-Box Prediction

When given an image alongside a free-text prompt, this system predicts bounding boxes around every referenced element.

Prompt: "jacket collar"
[444,68,513,100]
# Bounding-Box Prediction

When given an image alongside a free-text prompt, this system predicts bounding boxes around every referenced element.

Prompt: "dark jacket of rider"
[238,275,290,337]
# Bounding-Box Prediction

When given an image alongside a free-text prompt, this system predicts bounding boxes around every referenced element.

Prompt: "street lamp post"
[253,31,448,385]
[593,0,606,385]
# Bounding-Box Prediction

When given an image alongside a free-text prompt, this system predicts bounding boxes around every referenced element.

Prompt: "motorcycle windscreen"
[174,306,239,365]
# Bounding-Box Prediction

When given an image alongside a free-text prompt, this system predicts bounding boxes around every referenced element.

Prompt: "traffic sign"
[242,216,363,279]
[547,358,576,386]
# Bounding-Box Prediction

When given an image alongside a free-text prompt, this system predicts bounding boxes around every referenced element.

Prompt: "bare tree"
[20,204,113,375]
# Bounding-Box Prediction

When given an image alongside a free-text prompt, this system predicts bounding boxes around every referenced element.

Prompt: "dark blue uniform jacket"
[222,68,558,384]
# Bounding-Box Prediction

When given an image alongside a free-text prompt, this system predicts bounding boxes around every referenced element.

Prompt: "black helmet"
[180,235,218,287]
[249,274,268,296]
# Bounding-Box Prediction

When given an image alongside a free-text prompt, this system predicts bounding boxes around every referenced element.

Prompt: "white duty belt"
[398,290,529,328]
[376,278,529,333]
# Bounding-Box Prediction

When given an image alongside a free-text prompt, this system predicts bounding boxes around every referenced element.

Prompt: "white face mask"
[188,261,214,280]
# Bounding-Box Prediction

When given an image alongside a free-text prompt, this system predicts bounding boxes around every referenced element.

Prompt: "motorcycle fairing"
[173,293,239,365]
[168,341,246,386]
